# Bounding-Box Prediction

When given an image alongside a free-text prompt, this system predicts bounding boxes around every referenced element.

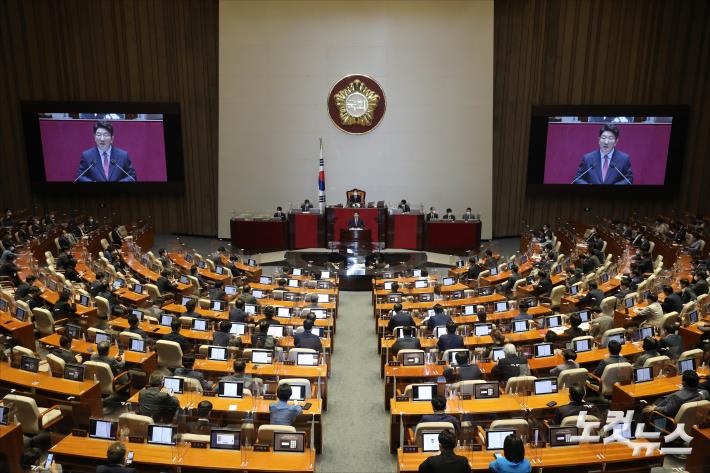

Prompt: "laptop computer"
[259,276,272,285]
[474,382,500,399]
[163,377,184,394]
[545,315,562,328]
[607,333,626,345]
[277,307,291,318]
[534,378,558,395]
[549,426,579,447]
[95,332,111,344]
[320,271,331,279]
[633,367,653,384]
[288,279,300,288]
[251,349,273,364]
[490,347,506,362]
[89,419,118,440]
[273,432,305,453]
[0,406,9,425]
[512,320,529,333]
[64,364,85,382]
[573,338,592,353]
[489,267,499,276]
[486,429,515,450]
[433,326,448,338]
[210,429,240,450]
[442,277,455,286]
[569,285,579,296]
[192,318,209,331]
[421,431,441,452]
[473,323,493,336]
[211,300,225,311]
[225,285,237,296]
[217,381,244,398]
[494,301,508,313]
[292,268,303,276]
[147,425,177,446]
[267,325,285,338]
[159,314,174,326]
[311,309,327,319]
[679,358,696,373]
[129,338,146,353]
[402,352,425,366]
[20,355,39,373]
[288,385,307,401]
[412,384,436,401]
[208,346,228,361]
[229,322,247,335]
[534,343,554,358]
[64,323,82,340]
[462,305,475,315]
[296,352,319,366]
[414,280,429,289]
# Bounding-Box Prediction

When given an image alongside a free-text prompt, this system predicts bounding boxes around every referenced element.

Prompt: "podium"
[339,228,372,244]
[326,207,386,243]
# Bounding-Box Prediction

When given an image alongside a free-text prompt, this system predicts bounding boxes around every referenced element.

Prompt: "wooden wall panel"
[0,0,218,235]
[493,0,710,236]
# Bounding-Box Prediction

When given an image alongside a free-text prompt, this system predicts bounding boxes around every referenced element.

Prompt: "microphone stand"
[571,163,596,184]
[610,163,632,185]
[74,162,96,182]
[111,160,136,182]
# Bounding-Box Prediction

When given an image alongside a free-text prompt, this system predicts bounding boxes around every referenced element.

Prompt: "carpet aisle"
[316,291,396,473]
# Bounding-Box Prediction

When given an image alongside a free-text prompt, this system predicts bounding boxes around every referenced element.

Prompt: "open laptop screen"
[422,432,440,452]
[573,338,592,353]
[89,419,118,440]
[486,429,515,450]
[147,425,177,446]
[412,384,435,401]
[273,432,305,453]
[633,367,653,383]
[474,382,499,399]
[218,381,244,398]
[534,343,553,358]
[534,378,558,395]
[210,429,240,450]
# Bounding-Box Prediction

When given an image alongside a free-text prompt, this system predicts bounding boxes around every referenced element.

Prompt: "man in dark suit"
[138,372,180,421]
[300,199,314,211]
[76,121,137,182]
[442,209,456,221]
[156,270,178,294]
[388,303,415,332]
[426,304,452,330]
[96,441,138,473]
[455,351,481,380]
[348,189,363,207]
[555,383,593,424]
[425,207,438,222]
[348,212,365,229]
[391,325,421,355]
[578,281,604,307]
[229,299,250,323]
[417,429,470,473]
[462,207,475,221]
[491,344,529,382]
[419,395,460,432]
[398,200,411,212]
[273,206,287,221]
[692,271,708,296]
[212,320,232,347]
[294,319,322,352]
[592,339,627,377]
[573,124,633,185]
[437,322,464,351]
[174,354,212,392]
[163,318,191,354]
[661,285,683,313]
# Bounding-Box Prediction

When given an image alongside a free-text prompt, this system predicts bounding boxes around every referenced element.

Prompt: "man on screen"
[75,121,137,182]
[573,124,633,185]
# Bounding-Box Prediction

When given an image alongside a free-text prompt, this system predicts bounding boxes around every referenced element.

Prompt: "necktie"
[102,151,110,179]
[601,154,609,182]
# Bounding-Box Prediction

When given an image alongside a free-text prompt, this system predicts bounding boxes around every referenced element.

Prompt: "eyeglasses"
[95,132,112,138]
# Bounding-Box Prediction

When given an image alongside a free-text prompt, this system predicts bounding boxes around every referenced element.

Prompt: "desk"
[611,371,709,411]
[114,287,151,306]
[122,251,190,293]
[388,212,424,250]
[0,361,102,424]
[230,218,289,252]
[289,211,325,249]
[680,322,704,349]
[326,207,386,243]
[389,392,570,452]
[39,333,157,373]
[0,424,23,473]
[0,311,35,349]
[424,221,481,253]
[51,435,315,472]
[687,426,710,473]
[396,441,662,472]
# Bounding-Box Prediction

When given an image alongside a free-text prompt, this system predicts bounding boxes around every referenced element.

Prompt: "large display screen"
[22,102,184,192]
[527,106,688,194]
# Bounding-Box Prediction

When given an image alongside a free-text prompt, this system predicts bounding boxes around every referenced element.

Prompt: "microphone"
[111,160,136,182]
[610,162,632,185]
[74,161,95,182]
[571,162,596,184]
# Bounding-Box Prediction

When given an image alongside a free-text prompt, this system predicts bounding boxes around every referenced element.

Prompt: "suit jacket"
[76,147,137,182]
[442,214,456,221]
[300,203,313,211]
[347,217,365,229]
[294,331,322,351]
[437,333,464,351]
[573,149,633,185]
[96,465,138,473]
[212,331,231,347]
[425,212,438,222]
[492,355,529,382]
[392,336,421,354]
[398,203,411,212]
[458,363,482,381]
[418,450,471,473]
[555,400,590,424]
[661,292,683,313]
[388,311,415,332]
[273,211,286,221]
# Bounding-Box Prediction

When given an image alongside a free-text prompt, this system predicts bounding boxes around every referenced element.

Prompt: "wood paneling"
[0,0,218,235]
[493,0,710,236]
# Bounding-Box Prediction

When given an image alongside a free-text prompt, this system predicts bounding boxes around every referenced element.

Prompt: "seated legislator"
[554,383,591,424]
[425,207,438,222]
[488,434,531,473]
[348,189,364,207]
[163,318,191,353]
[96,441,138,473]
[294,319,323,352]
[392,325,421,355]
[398,199,411,212]
[221,359,260,394]
[186,400,217,435]
[426,304,452,330]
[462,208,475,221]
[53,334,83,364]
[417,429,470,473]
[138,372,180,421]
[550,349,580,377]
[270,384,303,426]
[300,199,314,211]
[644,370,709,426]
[174,354,213,392]
[491,344,529,383]
[437,321,464,351]
[388,303,415,332]
[442,209,456,221]
[419,395,460,432]
[572,124,633,185]
[156,270,178,294]
[636,293,664,328]
[348,211,365,229]
[455,351,481,381]
[273,206,287,220]
[212,320,233,347]
[76,121,137,182]
[660,285,683,313]
[578,281,604,307]
[592,339,627,377]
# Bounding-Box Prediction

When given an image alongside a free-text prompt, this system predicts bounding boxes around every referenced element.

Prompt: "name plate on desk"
[129,436,145,443]
[195,354,206,359]
[384,335,394,340]
[388,361,401,367]
[396,395,409,402]
[402,446,418,453]
[203,391,216,397]
[283,360,295,366]
[72,429,87,437]
[190,442,207,448]
[436,360,447,366]
[461,394,472,400]
[381,315,391,320]
[254,444,270,452]
[263,394,277,400]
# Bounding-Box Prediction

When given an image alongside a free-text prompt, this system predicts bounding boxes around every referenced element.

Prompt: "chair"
[44,251,55,266]
[118,412,153,438]
[83,361,130,396]
[119,331,143,347]
[587,362,632,397]
[198,298,210,309]
[512,278,527,295]
[187,276,201,295]
[600,296,617,317]
[277,378,312,399]
[94,296,110,319]
[490,419,529,439]
[557,368,589,389]
[600,329,625,348]
[561,414,600,428]
[643,355,671,377]
[413,422,455,448]
[453,380,488,396]
[2,394,63,435]
[87,327,109,343]
[504,376,536,395]
[287,348,318,362]
[32,307,61,337]
[678,349,703,366]
[155,340,183,369]
[46,353,66,378]
[476,270,490,286]
[648,240,655,255]
[100,238,110,250]
[442,349,469,364]
[680,301,697,323]
[257,425,297,446]
[647,400,710,438]
[543,285,565,311]
[660,311,679,330]
[173,376,203,394]
[144,284,163,304]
